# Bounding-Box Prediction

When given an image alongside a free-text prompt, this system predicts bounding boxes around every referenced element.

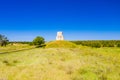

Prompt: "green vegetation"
[0,34,9,47]
[71,40,120,48]
[9,41,33,45]
[0,44,120,80]
[0,43,34,53]
[46,41,77,48]
[32,36,45,47]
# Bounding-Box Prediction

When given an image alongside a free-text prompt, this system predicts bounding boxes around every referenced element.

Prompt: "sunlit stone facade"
[56,32,64,40]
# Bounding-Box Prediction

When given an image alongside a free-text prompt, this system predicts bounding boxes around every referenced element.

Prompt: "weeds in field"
[0,45,120,80]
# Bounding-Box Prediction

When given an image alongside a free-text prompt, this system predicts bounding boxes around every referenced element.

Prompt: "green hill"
[45,41,77,48]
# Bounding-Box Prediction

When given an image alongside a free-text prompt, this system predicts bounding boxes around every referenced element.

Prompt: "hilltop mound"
[45,40,77,48]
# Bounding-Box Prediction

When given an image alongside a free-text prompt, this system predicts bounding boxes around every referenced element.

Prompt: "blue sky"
[0,0,120,41]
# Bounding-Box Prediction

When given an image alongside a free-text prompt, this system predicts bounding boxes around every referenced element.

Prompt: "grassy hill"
[45,41,77,48]
[0,45,120,80]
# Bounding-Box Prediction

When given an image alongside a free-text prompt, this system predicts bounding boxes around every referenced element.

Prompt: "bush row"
[9,41,33,45]
[71,40,120,48]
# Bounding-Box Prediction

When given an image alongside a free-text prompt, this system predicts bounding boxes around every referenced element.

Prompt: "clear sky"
[0,0,120,41]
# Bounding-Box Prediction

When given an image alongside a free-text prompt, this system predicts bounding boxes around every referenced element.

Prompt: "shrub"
[32,36,45,47]
[117,43,120,47]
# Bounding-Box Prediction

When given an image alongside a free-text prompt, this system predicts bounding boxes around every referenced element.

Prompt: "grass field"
[0,44,34,53]
[0,45,120,80]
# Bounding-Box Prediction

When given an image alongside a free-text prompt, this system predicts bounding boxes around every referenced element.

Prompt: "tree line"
[9,41,32,45]
[71,40,120,48]
[0,34,45,47]
[1,34,120,48]
[9,36,45,46]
